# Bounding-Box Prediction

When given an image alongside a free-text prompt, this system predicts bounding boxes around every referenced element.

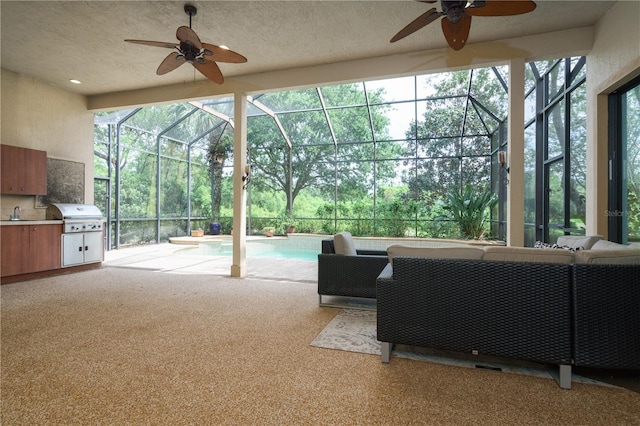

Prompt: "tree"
[206,129,233,223]
[625,84,640,240]
[246,85,399,216]
[403,68,508,209]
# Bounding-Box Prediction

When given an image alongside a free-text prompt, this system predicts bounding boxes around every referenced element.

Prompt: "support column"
[587,93,609,238]
[231,92,248,277]
[507,58,525,247]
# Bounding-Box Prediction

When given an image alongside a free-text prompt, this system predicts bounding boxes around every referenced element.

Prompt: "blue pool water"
[179,241,320,262]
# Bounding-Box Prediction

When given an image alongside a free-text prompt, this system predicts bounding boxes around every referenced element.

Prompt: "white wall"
[1,69,94,219]
[586,0,640,237]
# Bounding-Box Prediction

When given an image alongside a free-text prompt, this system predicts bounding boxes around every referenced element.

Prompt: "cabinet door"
[0,145,47,195]
[0,225,30,276]
[24,149,47,195]
[30,224,62,273]
[1,145,22,194]
[62,234,85,267]
[83,232,104,264]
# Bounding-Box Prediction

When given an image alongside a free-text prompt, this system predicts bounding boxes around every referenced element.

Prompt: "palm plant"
[442,185,497,240]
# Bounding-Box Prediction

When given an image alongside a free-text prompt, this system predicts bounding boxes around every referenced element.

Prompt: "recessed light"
[69,79,82,84]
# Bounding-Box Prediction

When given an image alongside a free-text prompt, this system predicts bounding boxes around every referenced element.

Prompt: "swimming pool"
[174,234,481,262]
[178,240,321,261]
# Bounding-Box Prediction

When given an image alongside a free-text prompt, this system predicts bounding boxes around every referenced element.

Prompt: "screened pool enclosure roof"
[95,68,508,156]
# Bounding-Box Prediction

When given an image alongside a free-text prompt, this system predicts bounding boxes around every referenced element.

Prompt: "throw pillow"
[556,235,603,250]
[334,232,357,256]
[534,241,583,252]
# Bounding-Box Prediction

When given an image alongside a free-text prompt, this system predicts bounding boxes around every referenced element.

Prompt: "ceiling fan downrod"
[184,4,197,28]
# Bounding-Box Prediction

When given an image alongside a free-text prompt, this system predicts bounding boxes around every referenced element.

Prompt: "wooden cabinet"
[1,225,29,276]
[1,223,62,277]
[1,144,47,195]
[30,224,62,273]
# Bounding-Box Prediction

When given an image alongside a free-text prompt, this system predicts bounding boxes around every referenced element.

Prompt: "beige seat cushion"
[482,246,575,264]
[590,239,634,251]
[334,232,357,255]
[387,245,483,265]
[574,249,640,265]
[556,235,603,250]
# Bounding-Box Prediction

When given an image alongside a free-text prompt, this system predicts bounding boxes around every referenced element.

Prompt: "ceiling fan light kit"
[391,0,537,51]
[125,4,247,84]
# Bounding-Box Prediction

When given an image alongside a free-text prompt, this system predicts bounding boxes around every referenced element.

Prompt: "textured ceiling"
[1,1,615,97]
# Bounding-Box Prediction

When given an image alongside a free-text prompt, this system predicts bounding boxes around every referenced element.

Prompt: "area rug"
[310,309,380,355]
[310,309,619,389]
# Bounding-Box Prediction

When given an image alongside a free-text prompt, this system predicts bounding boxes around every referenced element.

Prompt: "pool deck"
[104,234,499,285]
[168,235,289,245]
[104,241,317,283]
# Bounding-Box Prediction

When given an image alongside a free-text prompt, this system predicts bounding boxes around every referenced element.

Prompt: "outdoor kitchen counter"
[1,220,62,225]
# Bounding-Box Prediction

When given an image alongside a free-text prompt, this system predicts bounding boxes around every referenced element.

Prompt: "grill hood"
[46,203,103,220]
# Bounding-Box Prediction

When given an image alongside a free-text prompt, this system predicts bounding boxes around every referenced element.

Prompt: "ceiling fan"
[125,4,247,84]
[391,1,537,51]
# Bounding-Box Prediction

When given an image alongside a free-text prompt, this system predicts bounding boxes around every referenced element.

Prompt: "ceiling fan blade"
[193,60,224,84]
[156,52,186,75]
[467,0,536,16]
[176,25,202,49]
[441,12,472,50]
[201,43,247,64]
[125,39,179,49]
[391,8,442,43]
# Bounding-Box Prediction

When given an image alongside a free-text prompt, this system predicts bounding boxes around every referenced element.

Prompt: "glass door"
[609,76,640,244]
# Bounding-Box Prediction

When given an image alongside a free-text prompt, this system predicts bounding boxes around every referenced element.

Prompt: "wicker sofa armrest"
[356,249,388,256]
[321,238,386,257]
[572,264,640,369]
[318,253,389,299]
[377,263,393,281]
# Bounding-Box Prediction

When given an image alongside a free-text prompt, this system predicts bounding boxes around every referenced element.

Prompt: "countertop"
[1,220,62,226]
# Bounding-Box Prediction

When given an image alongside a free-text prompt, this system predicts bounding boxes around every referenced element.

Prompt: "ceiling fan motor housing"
[442,1,466,23]
[179,41,200,63]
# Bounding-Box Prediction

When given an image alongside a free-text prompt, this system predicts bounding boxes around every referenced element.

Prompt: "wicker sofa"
[376,238,640,390]
[317,232,474,306]
[317,233,388,306]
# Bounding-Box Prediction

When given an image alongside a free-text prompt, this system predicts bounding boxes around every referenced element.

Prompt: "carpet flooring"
[2,266,640,425]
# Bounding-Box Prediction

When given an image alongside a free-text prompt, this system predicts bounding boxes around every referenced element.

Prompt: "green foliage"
[316,203,336,234]
[441,185,497,240]
[377,198,417,238]
[348,200,375,236]
[629,185,640,240]
[416,195,455,238]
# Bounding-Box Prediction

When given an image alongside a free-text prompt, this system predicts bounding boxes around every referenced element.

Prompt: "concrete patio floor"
[104,242,318,283]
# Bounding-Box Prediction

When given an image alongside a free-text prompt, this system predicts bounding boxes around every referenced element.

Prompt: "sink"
[9,217,21,221]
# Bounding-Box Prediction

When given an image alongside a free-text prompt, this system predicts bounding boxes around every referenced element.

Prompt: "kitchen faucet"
[11,206,21,221]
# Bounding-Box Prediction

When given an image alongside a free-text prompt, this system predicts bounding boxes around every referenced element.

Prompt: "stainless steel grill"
[46,203,105,267]
[46,203,104,233]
